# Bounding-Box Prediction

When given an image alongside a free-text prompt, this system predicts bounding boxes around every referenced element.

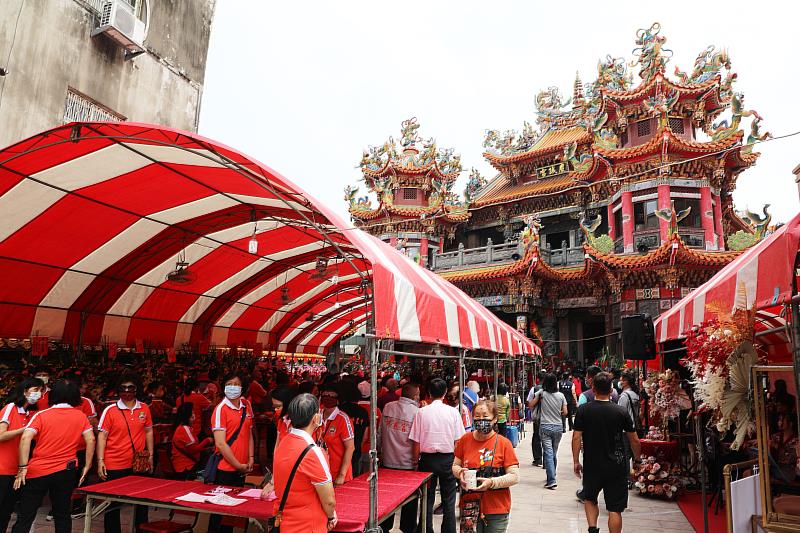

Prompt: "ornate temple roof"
[484,126,591,167]
[439,233,741,284]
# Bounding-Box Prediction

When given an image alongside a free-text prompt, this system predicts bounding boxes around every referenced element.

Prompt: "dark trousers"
[378,468,419,533]
[496,422,508,439]
[562,404,575,432]
[208,469,245,533]
[531,420,542,462]
[418,452,457,533]
[11,469,74,533]
[103,469,149,533]
[0,474,18,532]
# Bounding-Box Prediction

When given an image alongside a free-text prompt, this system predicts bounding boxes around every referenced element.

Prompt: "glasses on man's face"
[321,393,338,399]
[119,385,137,392]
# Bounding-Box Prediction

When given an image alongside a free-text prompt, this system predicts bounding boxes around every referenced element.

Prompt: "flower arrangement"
[643,369,683,423]
[644,426,667,441]
[633,456,683,499]
[682,296,761,450]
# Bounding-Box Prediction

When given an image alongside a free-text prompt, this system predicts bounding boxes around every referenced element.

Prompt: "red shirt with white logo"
[211,398,253,471]
[98,400,153,470]
[319,408,354,482]
[0,403,34,475]
[25,404,92,478]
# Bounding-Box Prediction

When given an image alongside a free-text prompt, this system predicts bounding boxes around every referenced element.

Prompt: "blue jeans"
[540,424,563,485]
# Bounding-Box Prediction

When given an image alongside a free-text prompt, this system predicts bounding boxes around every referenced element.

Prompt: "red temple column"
[621,191,634,253]
[607,203,616,240]
[419,236,429,266]
[657,182,671,243]
[700,186,715,250]
[713,192,725,249]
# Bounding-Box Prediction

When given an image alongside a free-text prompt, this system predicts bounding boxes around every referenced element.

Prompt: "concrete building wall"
[0,0,215,148]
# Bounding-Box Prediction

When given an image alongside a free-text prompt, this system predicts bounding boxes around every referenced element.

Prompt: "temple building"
[347,24,771,363]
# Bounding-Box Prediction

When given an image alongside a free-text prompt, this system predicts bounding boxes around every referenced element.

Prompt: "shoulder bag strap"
[278,443,315,513]
[225,405,248,448]
[118,406,140,454]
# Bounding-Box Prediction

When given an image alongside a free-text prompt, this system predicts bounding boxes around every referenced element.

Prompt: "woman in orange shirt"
[0,377,44,531]
[452,400,520,533]
[171,403,211,480]
[12,380,94,533]
[271,385,298,450]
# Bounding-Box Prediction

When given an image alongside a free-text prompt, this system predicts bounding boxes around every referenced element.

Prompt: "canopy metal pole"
[459,349,466,426]
[367,334,380,533]
[493,353,498,398]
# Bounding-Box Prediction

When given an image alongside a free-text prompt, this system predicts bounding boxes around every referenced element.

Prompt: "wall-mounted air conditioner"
[91,0,146,55]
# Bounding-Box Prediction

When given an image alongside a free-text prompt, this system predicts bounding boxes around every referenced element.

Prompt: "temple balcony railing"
[613,228,708,254]
[430,239,585,271]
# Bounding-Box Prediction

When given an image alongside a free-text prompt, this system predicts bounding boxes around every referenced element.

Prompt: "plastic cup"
[464,469,477,490]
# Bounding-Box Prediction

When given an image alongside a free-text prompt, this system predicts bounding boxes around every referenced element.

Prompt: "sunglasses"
[320,393,338,399]
[119,385,137,392]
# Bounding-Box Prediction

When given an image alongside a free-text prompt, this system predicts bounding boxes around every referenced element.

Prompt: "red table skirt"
[640,439,679,463]
[80,469,431,533]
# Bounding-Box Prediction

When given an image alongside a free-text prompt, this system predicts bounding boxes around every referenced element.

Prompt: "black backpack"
[623,390,645,438]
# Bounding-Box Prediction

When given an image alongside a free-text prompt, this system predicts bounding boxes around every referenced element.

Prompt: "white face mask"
[315,412,324,428]
[25,391,42,405]
[224,385,242,400]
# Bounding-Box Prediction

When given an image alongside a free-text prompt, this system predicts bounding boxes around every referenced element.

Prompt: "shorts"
[582,466,628,513]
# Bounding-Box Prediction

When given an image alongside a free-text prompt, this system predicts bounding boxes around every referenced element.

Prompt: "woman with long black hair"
[11,380,94,533]
[529,373,567,489]
[0,377,44,531]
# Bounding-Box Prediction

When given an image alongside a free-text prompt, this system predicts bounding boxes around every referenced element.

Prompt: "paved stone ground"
[22,423,694,531]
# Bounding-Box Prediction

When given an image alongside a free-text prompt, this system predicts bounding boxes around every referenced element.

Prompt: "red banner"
[199,340,209,355]
[108,342,117,360]
[166,347,176,363]
[254,343,263,358]
[135,339,144,353]
[31,336,48,357]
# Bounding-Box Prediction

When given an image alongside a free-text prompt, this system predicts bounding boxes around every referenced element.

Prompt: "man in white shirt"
[409,378,465,533]
[378,384,420,533]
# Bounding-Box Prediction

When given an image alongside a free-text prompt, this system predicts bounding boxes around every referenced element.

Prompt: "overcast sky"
[199,0,799,226]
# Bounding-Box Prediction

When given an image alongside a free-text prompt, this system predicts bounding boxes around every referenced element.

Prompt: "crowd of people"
[0,354,676,533]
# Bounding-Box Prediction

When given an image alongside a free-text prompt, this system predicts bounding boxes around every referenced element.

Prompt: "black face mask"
[474,419,494,434]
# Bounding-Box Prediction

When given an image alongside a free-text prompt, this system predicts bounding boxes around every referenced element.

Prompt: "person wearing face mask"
[171,403,212,480]
[452,400,520,533]
[32,366,51,407]
[272,393,337,533]
[0,377,44,531]
[97,373,154,533]
[378,383,421,533]
[317,384,355,486]
[209,373,254,533]
[271,385,299,455]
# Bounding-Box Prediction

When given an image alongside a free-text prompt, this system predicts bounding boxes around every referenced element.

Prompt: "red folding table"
[78,469,431,533]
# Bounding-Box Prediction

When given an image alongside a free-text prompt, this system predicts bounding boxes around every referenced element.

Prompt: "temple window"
[636,119,651,137]
[402,188,417,200]
[669,117,684,134]
[674,198,702,228]
[633,199,659,230]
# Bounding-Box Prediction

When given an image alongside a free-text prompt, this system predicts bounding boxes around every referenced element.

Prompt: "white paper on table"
[238,488,266,499]
[730,473,761,533]
[175,492,208,503]
[206,493,247,506]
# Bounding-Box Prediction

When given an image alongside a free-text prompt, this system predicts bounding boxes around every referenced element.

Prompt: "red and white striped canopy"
[0,122,538,356]
[655,212,800,356]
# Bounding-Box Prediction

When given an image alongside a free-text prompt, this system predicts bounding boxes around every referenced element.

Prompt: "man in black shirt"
[572,372,641,533]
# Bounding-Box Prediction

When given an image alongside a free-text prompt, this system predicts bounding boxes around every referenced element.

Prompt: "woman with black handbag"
[97,373,154,533]
[273,393,337,533]
[452,400,520,533]
[208,373,254,533]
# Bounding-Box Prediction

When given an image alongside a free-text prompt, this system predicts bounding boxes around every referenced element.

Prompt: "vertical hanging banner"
[199,340,209,355]
[135,339,144,353]
[108,342,118,360]
[167,347,176,363]
[31,337,48,357]
[254,343,263,358]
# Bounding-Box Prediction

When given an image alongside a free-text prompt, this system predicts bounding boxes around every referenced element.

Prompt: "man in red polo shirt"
[318,385,355,485]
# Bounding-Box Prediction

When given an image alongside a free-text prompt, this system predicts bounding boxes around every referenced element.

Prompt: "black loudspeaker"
[621,314,656,360]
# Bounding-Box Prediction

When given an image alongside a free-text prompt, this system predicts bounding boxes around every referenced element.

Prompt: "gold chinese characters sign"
[535,161,570,179]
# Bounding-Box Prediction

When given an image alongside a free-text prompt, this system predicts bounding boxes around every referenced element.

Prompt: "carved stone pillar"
[621,191,634,253]
[607,203,616,240]
[657,182,671,243]
[713,192,725,249]
[700,186,715,250]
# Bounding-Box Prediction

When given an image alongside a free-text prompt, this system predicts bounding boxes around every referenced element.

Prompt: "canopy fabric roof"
[0,122,538,356]
[655,213,800,357]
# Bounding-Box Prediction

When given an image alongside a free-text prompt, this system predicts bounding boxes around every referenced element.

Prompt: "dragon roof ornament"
[630,22,673,81]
